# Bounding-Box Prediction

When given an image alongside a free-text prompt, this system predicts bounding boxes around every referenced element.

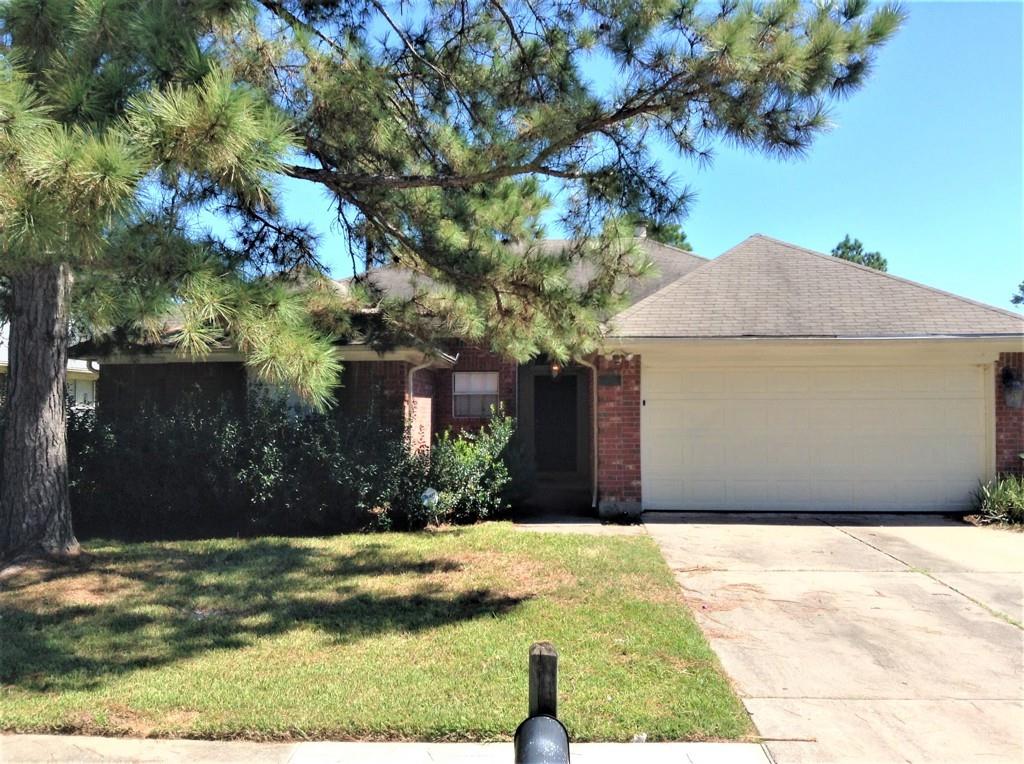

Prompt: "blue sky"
[276,1,1023,311]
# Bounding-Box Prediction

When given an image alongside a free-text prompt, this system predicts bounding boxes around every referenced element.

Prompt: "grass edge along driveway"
[0,522,751,742]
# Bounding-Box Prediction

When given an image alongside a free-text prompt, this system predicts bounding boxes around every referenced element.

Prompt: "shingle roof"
[610,234,1024,339]
[338,238,708,308]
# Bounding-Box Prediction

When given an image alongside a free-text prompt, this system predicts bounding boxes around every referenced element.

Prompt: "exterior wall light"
[1002,367,1024,409]
[549,360,562,379]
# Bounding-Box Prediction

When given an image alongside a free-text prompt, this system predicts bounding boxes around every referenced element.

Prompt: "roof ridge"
[614,234,770,321]
[613,247,719,321]
[748,233,1024,323]
[643,239,709,261]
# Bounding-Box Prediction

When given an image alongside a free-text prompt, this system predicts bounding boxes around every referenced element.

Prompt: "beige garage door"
[641,362,989,511]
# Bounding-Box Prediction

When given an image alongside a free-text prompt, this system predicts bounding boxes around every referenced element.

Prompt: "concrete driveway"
[644,513,1024,764]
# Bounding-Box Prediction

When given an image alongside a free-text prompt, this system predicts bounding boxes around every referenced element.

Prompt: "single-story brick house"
[87,234,1024,516]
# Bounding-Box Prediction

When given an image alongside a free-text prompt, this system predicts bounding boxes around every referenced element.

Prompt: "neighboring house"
[85,235,1024,515]
[0,325,99,407]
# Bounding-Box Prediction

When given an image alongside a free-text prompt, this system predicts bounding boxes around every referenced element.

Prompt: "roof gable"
[611,234,1024,339]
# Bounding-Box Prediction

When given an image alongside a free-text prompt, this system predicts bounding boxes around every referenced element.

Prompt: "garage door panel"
[811,480,855,507]
[645,479,681,509]
[642,363,988,512]
[765,402,802,432]
[732,370,779,394]
[688,442,726,472]
[688,480,727,506]
[853,480,904,509]
[761,369,812,394]
[727,480,779,505]
[943,480,980,506]
[766,443,812,473]
[645,369,686,396]
[645,426,683,469]
[941,365,985,394]
[776,480,814,506]
[944,401,985,434]
[673,402,724,432]
[945,436,987,471]
[724,400,771,432]
[898,367,948,393]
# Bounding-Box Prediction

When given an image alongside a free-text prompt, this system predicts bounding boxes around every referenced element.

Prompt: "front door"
[533,375,578,473]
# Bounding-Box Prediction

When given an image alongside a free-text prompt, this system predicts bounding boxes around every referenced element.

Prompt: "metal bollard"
[514,642,569,763]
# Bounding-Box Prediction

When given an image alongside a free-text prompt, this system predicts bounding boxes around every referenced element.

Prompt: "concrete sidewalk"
[1,735,772,763]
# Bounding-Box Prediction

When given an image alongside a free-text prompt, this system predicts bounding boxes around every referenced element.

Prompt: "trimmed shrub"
[62,395,517,539]
[973,475,1024,526]
[67,395,412,537]
[430,414,514,524]
[367,412,517,531]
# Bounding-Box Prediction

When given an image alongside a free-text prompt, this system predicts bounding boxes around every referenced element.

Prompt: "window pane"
[453,371,498,394]
[454,393,499,417]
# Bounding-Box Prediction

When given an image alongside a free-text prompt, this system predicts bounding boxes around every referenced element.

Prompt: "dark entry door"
[534,375,578,473]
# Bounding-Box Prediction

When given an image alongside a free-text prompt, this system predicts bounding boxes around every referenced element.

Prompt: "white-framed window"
[67,378,97,408]
[452,371,499,418]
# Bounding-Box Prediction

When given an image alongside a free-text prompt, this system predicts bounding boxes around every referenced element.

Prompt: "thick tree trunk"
[0,263,79,559]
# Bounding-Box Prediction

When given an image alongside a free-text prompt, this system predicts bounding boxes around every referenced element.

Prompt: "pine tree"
[1012,282,1023,306]
[647,223,693,251]
[832,235,888,271]
[0,1,338,557]
[0,0,903,557]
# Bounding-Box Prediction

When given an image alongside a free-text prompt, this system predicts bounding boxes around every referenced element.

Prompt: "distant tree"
[647,223,693,252]
[832,235,888,271]
[1013,282,1024,306]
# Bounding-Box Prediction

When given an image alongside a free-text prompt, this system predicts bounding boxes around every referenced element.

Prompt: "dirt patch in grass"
[1,558,143,610]
[457,550,576,597]
[60,572,142,606]
[362,548,576,602]
[66,705,159,737]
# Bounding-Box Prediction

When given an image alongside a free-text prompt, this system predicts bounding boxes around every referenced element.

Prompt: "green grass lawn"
[0,523,751,742]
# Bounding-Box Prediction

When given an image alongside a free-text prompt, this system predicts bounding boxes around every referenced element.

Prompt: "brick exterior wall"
[335,360,409,428]
[594,354,641,514]
[433,343,517,434]
[97,361,247,421]
[996,352,1024,475]
[409,368,434,451]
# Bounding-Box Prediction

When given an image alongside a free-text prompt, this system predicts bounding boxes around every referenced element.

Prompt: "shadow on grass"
[0,538,525,692]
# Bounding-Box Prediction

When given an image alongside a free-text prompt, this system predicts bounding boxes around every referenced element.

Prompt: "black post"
[529,641,558,718]
[516,641,569,763]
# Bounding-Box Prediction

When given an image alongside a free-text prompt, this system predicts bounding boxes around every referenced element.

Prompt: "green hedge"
[62,395,517,539]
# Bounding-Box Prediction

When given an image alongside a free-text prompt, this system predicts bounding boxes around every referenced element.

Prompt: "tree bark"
[0,263,79,559]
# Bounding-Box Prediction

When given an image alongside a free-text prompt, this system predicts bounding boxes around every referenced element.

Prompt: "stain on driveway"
[644,513,1024,764]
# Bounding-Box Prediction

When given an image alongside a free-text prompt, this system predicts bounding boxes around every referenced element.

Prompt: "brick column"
[408,368,435,452]
[595,354,642,518]
[995,353,1024,475]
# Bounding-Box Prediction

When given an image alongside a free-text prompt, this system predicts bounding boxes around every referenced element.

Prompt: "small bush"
[431,414,514,523]
[369,412,516,531]
[973,475,1024,526]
